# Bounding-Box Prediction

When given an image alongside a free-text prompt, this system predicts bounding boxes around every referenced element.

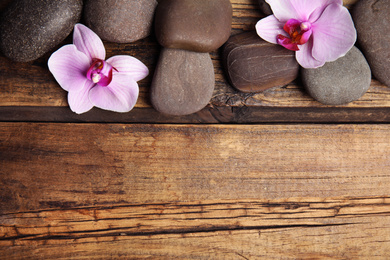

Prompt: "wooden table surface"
[1,0,390,259]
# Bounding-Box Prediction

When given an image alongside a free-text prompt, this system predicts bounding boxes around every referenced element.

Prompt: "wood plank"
[2,106,390,124]
[0,0,389,123]
[1,197,389,259]
[1,123,390,214]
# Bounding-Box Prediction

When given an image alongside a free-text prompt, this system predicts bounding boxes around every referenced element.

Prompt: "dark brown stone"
[0,0,82,62]
[84,0,157,43]
[258,0,272,16]
[155,0,232,53]
[223,31,299,93]
[353,0,390,87]
[151,48,215,116]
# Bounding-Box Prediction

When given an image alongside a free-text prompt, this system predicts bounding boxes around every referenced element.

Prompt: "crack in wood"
[2,197,390,216]
[0,223,357,242]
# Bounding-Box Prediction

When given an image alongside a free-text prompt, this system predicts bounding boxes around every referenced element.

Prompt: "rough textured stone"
[0,0,82,62]
[353,0,390,87]
[258,0,272,16]
[84,0,157,43]
[155,0,232,53]
[223,31,299,93]
[302,47,371,105]
[151,48,215,116]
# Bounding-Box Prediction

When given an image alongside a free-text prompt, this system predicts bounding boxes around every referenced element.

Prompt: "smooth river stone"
[0,0,82,62]
[258,0,273,16]
[155,0,232,53]
[353,0,390,87]
[151,48,215,116]
[223,31,299,93]
[301,47,371,105]
[84,0,157,43]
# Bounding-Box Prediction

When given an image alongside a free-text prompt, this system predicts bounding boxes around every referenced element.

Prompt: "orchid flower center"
[86,58,116,86]
[277,19,312,51]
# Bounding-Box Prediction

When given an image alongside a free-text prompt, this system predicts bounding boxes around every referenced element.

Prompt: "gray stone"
[155,0,232,53]
[302,47,371,105]
[84,0,157,43]
[151,48,215,116]
[352,0,390,87]
[0,0,82,62]
[258,0,272,16]
[223,31,299,93]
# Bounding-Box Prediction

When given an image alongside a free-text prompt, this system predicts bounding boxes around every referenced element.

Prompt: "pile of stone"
[224,0,389,106]
[151,0,232,116]
[0,0,389,112]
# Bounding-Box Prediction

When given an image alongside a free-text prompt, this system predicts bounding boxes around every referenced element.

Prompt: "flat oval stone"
[84,0,157,43]
[352,0,390,87]
[301,47,371,105]
[0,0,82,62]
[222,31,299,93]
[258,0,272,16]
[151,48,215,116]
[155,0,232,53]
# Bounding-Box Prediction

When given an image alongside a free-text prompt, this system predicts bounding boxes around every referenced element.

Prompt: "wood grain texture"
[1,197,389,259]
[0,0,389,123]
[1,123,390,213]
[2,106,390,123]
[1,122,390,258]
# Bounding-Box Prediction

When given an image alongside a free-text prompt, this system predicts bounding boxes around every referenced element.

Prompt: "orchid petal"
[308,7,324,24]
[256,15,286,44]
[73,23,105,61]
[265,0,302,21]
[266,0,342,22]
[89,74,139,113]
[106,55,149,82]
[307,0,343,23]
[311,3,356,63]
[295,38,325,68]
[67,81,95,114]
[48,45,91,92]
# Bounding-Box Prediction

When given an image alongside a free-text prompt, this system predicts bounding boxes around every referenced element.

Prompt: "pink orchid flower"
[48,24,149,114]
[256,0,356,68]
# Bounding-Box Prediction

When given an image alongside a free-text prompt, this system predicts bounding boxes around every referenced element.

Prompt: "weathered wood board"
[1,123,390,258]
[1,198,390,259]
